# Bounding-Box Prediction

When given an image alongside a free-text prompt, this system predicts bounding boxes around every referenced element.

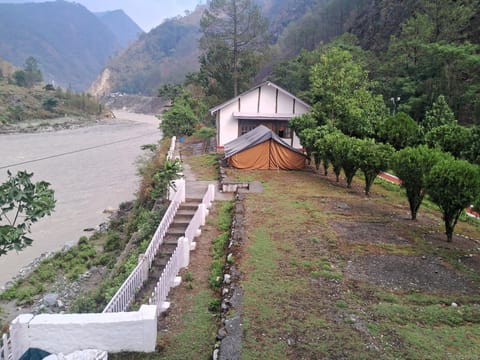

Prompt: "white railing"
[149,237,190,316]
[103,179,186,313]
[185,184,216,249]
[166,136,176,161]
[0,333,12,360]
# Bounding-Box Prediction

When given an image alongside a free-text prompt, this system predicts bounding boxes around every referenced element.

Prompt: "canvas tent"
[224,125,306,170]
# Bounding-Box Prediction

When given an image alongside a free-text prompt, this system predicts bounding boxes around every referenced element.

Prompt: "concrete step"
[163,235,180,245]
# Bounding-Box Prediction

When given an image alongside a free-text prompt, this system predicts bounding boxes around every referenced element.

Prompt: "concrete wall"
[11,305,157,358]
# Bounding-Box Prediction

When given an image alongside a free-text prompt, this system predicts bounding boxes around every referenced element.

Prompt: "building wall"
[11,305,157,358]
[217,83,310,149]
[219,101,239,148]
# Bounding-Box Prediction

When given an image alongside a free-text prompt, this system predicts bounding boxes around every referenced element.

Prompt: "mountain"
[89,5,205,96]
[95,10,144,48]
[0,1,120,91]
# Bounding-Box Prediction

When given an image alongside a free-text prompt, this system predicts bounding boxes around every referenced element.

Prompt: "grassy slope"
[229,168,480,359]
[0,80,104,125]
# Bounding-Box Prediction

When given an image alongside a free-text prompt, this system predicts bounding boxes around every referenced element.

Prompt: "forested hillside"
[0,2,139,91]
[95,10,144,48]
[89,6,205,96]
[0,56,105,125]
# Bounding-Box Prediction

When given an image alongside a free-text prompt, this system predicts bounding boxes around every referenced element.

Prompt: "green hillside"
[0,1,120,91]
[95,10,144,48]
[0,58,106,127]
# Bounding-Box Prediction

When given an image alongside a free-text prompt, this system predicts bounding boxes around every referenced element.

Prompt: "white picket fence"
[148,237,189,316]
[149,184,215,315]
[0,333,12,360]
[166,136,176,161]
[103,178,186,313]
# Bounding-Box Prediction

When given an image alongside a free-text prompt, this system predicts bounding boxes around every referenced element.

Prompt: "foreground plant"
[0,170,55,256]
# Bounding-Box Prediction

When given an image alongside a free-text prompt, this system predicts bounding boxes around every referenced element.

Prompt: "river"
[0,111,161,288]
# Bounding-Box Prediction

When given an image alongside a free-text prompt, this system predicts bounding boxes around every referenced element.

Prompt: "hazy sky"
[0,0,202,31]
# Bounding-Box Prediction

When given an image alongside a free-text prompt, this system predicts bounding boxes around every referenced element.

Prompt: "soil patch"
[346,254,478,293]
[332,221,411,245]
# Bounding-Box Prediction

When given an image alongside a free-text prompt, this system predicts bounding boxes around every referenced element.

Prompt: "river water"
[0,111,161,287]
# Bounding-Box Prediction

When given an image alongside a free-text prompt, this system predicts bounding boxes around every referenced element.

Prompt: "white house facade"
[210,81,311,150]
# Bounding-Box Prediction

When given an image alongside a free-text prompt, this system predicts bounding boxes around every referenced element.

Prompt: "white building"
[209,81,311,150]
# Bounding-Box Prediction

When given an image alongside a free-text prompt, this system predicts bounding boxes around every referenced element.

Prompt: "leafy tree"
[0,170,55,256]
[392,145,449,220]
[339,136,363,188]
[290,113,317,161]
[24,56,43,87]
[312,125,342,175]
[13,70,28,87]
[378,112,421,150]
[158,84,183,100]
[422,95,456,132]
[425,124,471,158]
[463,125,480,165]
[310,47,387,138]
[200,0,269,98]
[160,96,199,138]
[323,132,347,182]
[358,140,395,196]
[426,158,480,242]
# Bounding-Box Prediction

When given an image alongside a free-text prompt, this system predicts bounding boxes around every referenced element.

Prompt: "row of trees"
[290,44,480,242]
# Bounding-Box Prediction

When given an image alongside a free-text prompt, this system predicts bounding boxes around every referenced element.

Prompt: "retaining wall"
[10,305,157,358]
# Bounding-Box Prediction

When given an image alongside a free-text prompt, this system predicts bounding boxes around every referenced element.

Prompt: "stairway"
[132,197,203,306]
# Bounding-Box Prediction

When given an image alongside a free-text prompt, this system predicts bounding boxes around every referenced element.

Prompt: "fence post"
[199,204,206,226]
[179,237,190,269]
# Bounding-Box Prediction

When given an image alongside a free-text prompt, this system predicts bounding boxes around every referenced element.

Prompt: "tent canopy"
[224,125,306,170]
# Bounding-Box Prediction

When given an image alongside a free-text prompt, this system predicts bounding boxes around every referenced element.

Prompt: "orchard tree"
[392,145,450,220]
[339,136,362,188]
[358,140,395,196]
[425,123,471,159]
[0,170,55,256]
[200,0,269,98]
[427,159,480,242]
[322,132,347,182]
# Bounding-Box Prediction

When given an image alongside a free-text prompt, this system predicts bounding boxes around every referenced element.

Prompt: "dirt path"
[0,112,161,288]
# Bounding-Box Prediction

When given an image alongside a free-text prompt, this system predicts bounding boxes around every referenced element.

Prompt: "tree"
[339,136,362,188]
[160,96,199,138]
[323,132,347,182]
[310,47,387,138]
[358,140,395,196]
[0,170,55,256]
[378,112,421,150]
[392,145,449,220]
[426,159,480,242]
[200,0,269,98]
[422,95,456,132]
[425,124,471,158]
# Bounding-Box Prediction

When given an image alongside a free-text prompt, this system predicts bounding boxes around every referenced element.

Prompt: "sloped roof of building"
[209,81,310,115]
[224,125,306,158]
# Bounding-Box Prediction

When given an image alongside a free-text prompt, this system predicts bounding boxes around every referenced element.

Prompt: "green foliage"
[425,124,472,158]
[0,170,55,256]
[209,201,233,289]
[358,140,395,195]
[42,97,58,111]
[423,95,457,132]
[378,112,421,150]
[426,158,480,241]
[392,145,449,220]
[160,95,200,138]
[150,159,182,200]
[309,46,387,138]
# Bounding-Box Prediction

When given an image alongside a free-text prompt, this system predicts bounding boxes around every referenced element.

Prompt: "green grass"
[185,154,219,180]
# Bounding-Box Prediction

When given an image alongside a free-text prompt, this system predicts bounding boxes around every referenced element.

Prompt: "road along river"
[0,111,161,288]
